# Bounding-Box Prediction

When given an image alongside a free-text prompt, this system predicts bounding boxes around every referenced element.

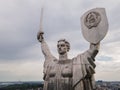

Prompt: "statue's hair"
[57,39,70,52]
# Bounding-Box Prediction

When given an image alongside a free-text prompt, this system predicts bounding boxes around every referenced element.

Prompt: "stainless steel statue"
[37,8,108,90]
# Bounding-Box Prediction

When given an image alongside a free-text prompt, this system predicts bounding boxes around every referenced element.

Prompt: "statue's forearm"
[90,42,100,51]
[88,42,100,58]
[41,40,53,58]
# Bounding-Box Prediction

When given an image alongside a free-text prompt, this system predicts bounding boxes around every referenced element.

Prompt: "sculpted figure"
[37,31,99,90]
[37,8,108,90]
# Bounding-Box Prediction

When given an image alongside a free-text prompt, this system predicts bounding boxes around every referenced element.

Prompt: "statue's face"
[57,41,68,55]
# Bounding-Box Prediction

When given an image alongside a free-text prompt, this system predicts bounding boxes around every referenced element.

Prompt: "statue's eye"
[57,45,60,47]
[61,44,65,47]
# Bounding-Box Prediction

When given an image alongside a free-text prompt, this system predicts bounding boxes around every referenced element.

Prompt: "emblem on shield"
[81,8,108,44]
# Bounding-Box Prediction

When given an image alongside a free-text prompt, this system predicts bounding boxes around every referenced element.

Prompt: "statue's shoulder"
[72,54,81,65]
[72,53,87,65]
[44,57,57,67]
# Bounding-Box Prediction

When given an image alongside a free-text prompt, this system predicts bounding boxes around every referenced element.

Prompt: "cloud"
[0,0,41,61]
[95,38,120,80]
[0,0,120,81]
[95,60,120,81]
[0,59,44,81]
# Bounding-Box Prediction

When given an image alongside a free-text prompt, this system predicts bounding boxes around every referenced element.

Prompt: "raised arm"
[37,32,57,80]
[37,31,55,60]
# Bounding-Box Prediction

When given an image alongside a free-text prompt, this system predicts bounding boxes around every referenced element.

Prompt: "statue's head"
[57,39,70,55]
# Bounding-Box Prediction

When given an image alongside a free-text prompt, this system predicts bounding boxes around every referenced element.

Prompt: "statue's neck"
[59,53,68,61]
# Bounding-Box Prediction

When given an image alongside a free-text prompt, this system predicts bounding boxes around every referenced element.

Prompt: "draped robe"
[43,50,97,90]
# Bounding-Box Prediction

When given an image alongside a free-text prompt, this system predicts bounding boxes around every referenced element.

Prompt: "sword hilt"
[37,31,44,42]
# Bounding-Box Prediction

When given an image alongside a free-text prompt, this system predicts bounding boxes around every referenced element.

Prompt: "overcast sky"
[0,0,120,81]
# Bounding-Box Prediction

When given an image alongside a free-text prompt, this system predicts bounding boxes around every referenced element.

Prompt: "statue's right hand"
[37,31,44,42]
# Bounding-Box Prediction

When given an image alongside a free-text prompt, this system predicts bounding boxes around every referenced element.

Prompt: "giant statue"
[37,8,108,90]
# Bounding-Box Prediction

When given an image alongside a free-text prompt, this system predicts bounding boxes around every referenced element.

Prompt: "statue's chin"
[58,52,66,55]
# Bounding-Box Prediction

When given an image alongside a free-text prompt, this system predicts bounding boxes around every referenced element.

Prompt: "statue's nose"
[59,48,61,50]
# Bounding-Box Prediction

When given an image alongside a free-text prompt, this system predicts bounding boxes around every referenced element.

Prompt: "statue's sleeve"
[41,40,56,71]
[82,43,100,76]
[72,55,86,88]
[72,43,99,88]
[41,41,56,80]
[41,40,56,60]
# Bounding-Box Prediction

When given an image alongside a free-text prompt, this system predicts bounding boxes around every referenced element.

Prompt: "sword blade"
[40,7,44,33]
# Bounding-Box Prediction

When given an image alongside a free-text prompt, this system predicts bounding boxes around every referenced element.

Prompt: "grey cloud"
[96,61,120,72]
[0,70,18,81]
[0,70,42,81]
[0,0,42,61]
[108,4,120,30]
[1,0,119,61]
[0,0,120,81]
[97,56,113,61]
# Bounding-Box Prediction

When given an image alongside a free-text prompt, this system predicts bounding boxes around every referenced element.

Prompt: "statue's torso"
[49,60,73,78]
[46,59,73,90]
[43,54,96,90]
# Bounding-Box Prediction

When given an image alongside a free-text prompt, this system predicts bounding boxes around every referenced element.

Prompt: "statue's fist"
[37,31,44,42]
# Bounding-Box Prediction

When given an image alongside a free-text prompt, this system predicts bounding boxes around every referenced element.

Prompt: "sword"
[37,7,44,41]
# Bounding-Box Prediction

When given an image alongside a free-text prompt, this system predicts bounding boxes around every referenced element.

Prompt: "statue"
[37,8,108,90]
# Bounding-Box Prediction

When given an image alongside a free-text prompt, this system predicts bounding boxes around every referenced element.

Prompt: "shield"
[81,8,108,44]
